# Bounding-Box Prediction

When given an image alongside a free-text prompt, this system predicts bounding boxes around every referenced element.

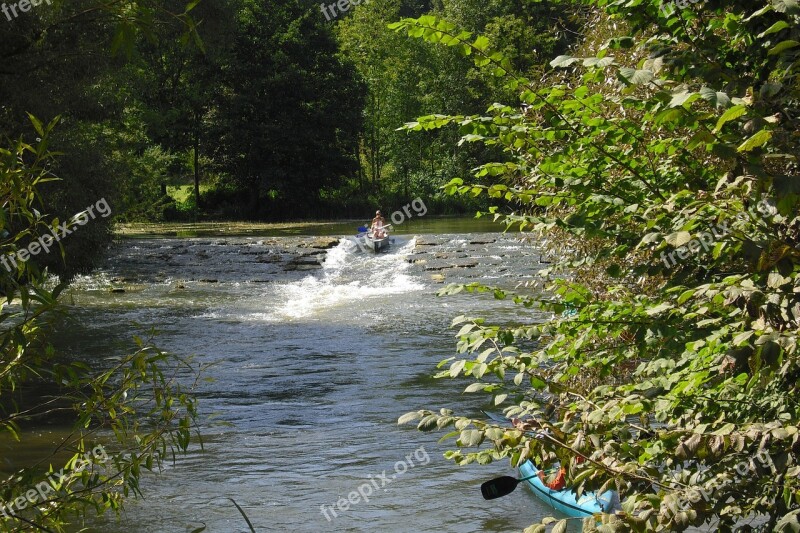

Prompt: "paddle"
[480,468,560,500]
[356,223,394,234]
[479,412,562,500]
[481,473,540,500]
[356,224,392,237]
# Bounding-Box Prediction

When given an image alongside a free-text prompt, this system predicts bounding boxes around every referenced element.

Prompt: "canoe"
[518,460,618,518]
[363,233,390,252]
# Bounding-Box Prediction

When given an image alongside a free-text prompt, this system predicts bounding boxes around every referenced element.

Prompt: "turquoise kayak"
[518,461,618,518]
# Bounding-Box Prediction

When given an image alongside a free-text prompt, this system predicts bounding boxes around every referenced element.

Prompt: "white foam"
[270,238,423,320]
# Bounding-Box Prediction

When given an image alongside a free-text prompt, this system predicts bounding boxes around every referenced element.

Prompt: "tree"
[215,0,365,218]
[0,0,204,263]
[1,3,206,530]
[135,0,237,209]
[0,121,203,532]
[336,0,584,211]
[394,1,800,530]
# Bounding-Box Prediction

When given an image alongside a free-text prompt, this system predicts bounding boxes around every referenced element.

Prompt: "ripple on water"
[52,230,555,532]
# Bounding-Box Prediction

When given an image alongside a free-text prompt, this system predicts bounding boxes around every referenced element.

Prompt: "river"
[31,218,562,532]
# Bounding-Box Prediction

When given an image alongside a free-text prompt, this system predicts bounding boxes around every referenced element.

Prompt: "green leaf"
[184,0,201,13]
[457,323,476,336]
[760,82,783,98]
[473,35,491,52]
[714,105,747,132]
[27,114,45,137]
[665,231,692,247]
[530,376,547,390]
[550,55,579,68]
[668,90,698,108]
[737,129,773,152]
[583,56,615,68]
[418,415,438,431]
[687,130,715,149]
[451,315,468,326]
[758,20,790,38]
[619,68,654,85]
[641,232,662,244]
[655,107,684,124]
[623,402,644,415]
[772,0,800,14]
[745,4,773,20]
[646,302,674,316]
[450,359,466,378]
[768,40,800,55]
[699,87,731,109]
[713,423,736,436]
[459,429,484,447]
[485,427,505,440]
[733,331,754,345]
[464,383,485,393]
[677,289,695,304]
[398,412,422,425]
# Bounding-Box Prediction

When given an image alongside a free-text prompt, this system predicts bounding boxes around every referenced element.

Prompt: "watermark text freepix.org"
[0,445,109,518]
[346,197,427,254]
[0,197,111,273]
[660,199,772,269]
[320,445,429,522]
[320,0,368,21]
[664,448,775,518]
[2,0,51,22]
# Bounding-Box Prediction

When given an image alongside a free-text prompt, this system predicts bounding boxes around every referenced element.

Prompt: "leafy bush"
[394,1,800,531]
[1,120,202,532]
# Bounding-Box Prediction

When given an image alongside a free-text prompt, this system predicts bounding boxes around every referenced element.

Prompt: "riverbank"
[114,216,508,238]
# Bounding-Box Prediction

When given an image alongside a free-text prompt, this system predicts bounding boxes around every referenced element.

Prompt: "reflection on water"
[18,221,562,532]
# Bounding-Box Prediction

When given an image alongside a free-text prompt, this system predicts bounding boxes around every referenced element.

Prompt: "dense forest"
[2,0,799,531]
[1,0,580,228]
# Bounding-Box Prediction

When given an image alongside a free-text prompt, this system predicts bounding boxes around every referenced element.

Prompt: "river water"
[46,219,560,532]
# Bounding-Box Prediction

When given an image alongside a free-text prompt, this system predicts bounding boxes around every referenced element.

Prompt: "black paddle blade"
[481,476,520,500]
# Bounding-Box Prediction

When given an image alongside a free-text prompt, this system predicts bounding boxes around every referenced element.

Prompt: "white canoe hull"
[363,235,390,252]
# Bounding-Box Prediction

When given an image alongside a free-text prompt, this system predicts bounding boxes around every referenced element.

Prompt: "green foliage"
[0,0,207,524]
[335,0,583,212]
[118,145,180,221]
[0,0,204,243]
[0,125,204,531]
[209,0,365,218]
[394,1,800,530]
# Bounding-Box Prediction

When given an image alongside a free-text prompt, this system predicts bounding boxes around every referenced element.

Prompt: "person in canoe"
[371,210,387,239]
[511,417,584,491]
[538,466,568,490]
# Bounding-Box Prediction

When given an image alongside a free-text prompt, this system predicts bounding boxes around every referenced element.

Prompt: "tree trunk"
[355,142,364,193]
[193,111,201,207]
